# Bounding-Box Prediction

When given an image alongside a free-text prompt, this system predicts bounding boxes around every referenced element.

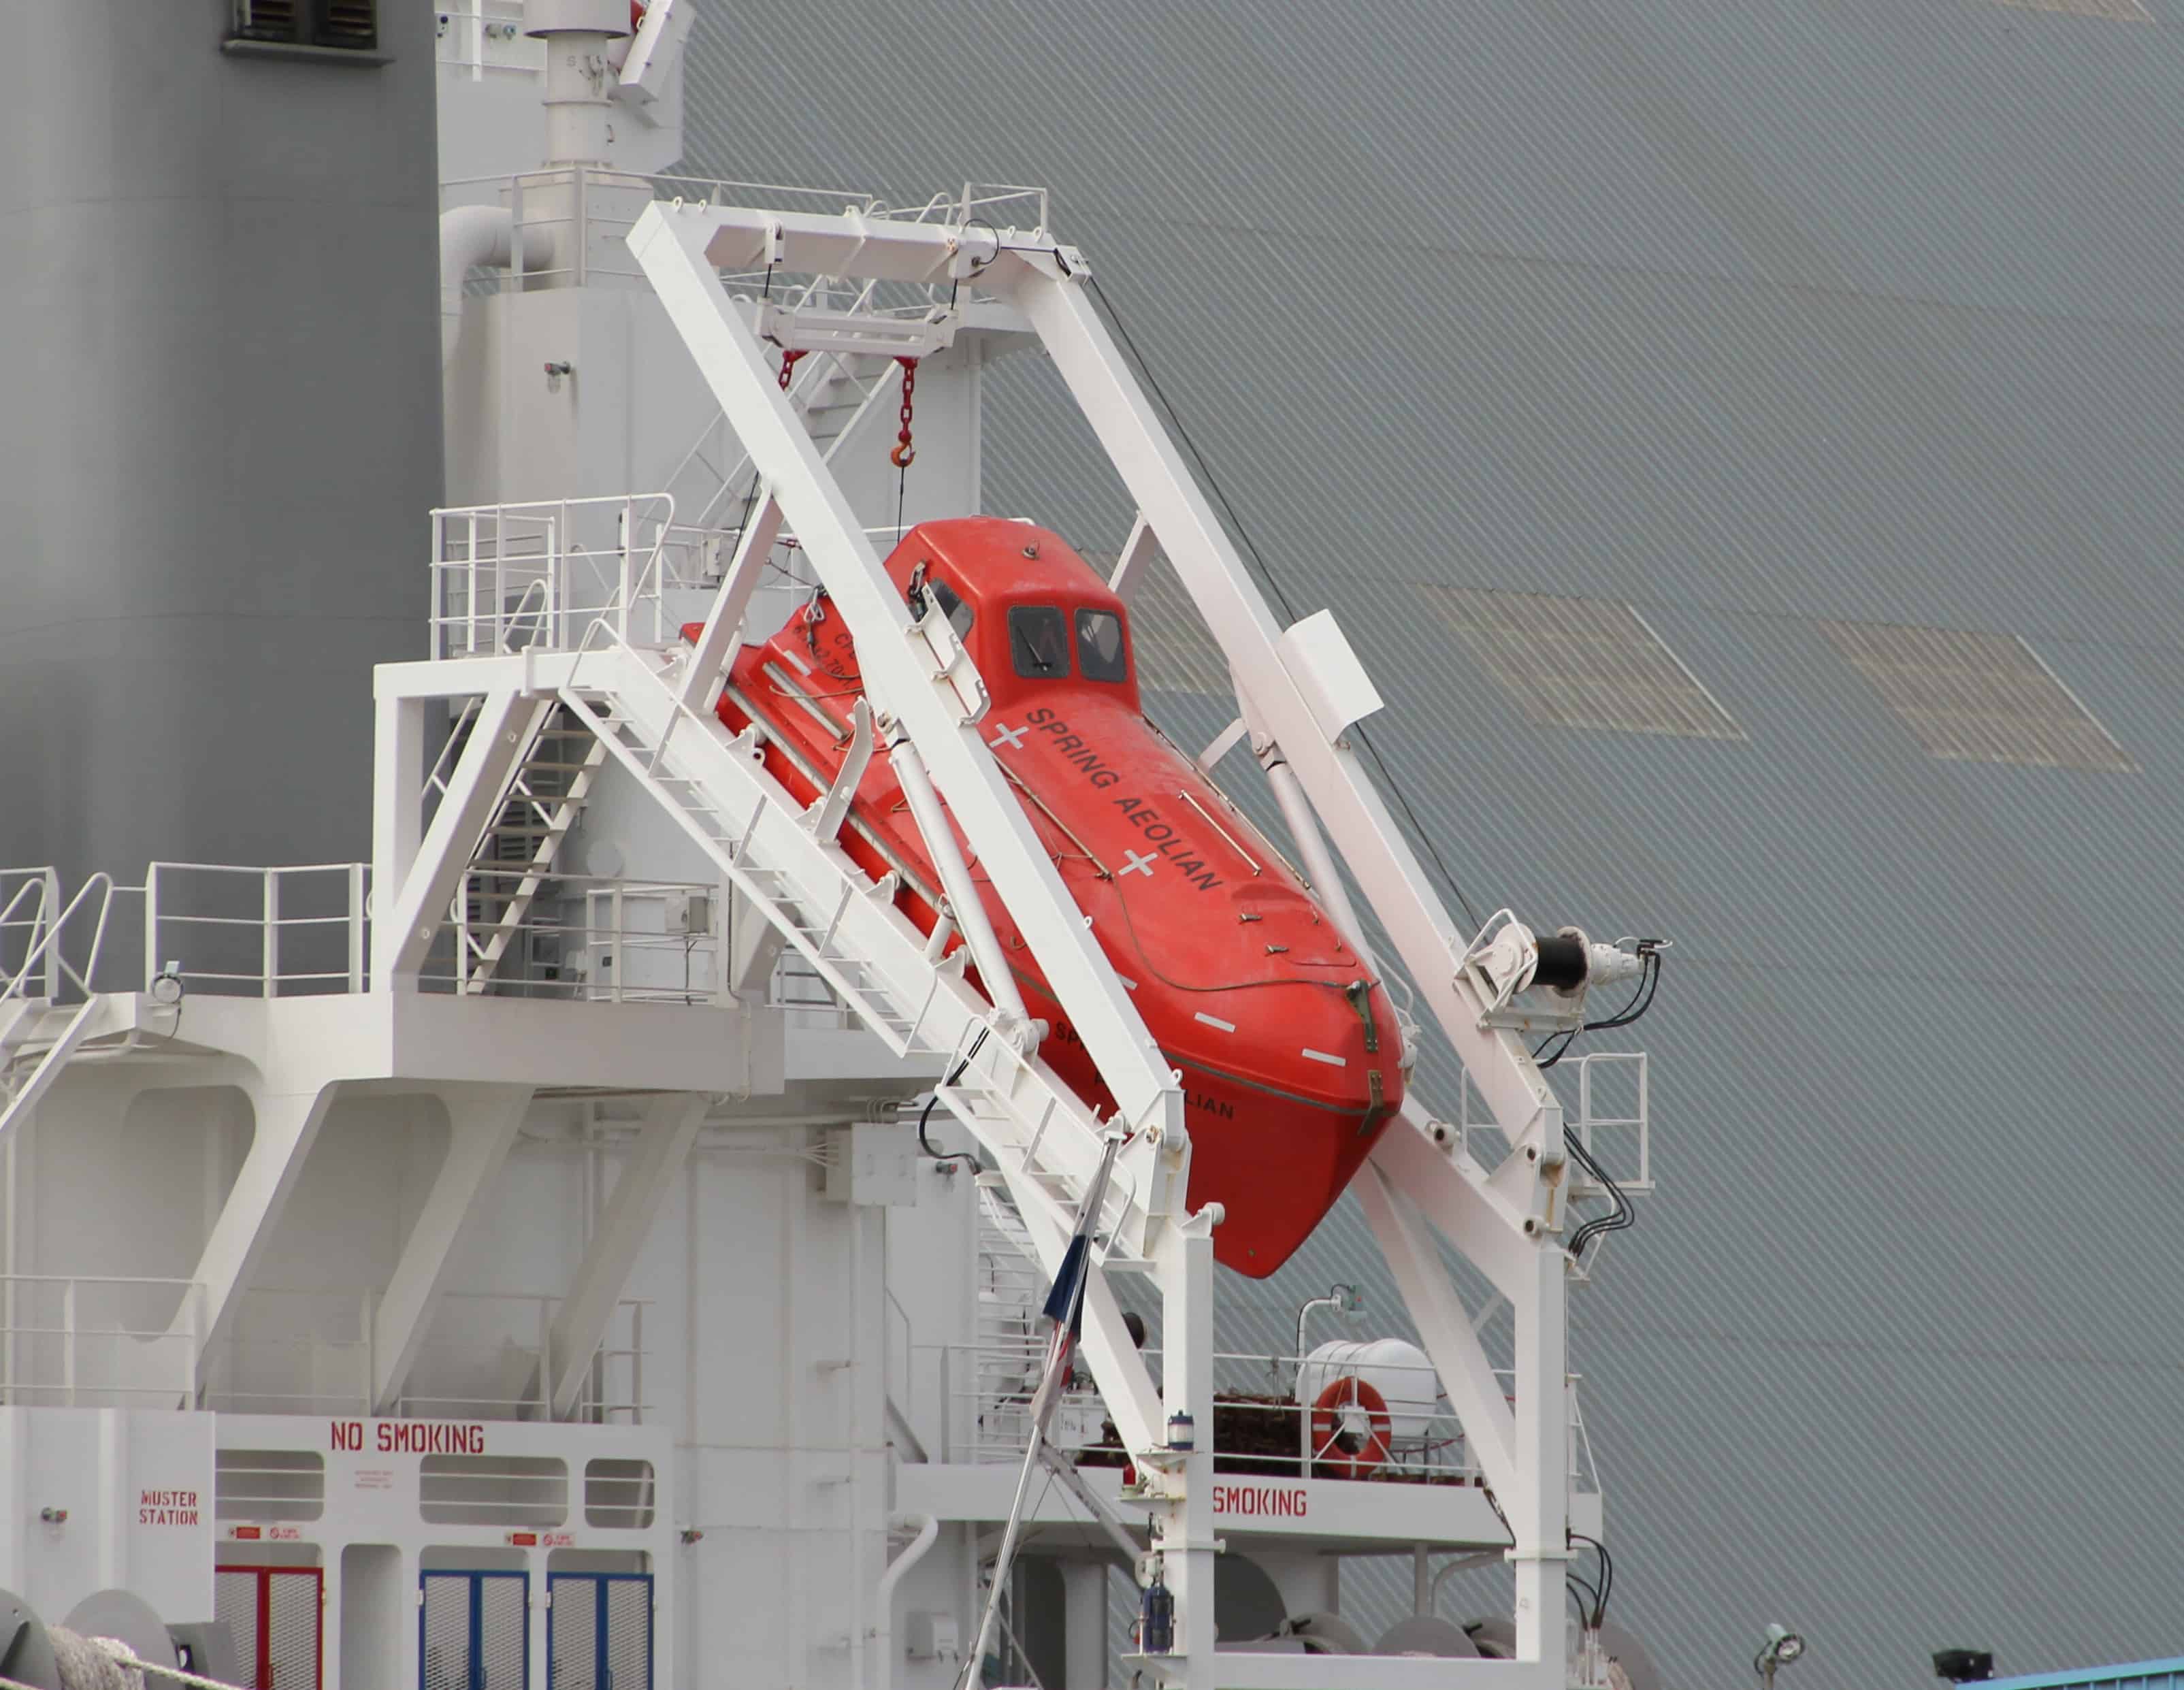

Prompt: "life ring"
[1310,1376,1393,1478]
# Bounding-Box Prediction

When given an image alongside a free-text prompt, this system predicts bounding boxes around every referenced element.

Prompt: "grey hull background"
[683,3,2184,1685]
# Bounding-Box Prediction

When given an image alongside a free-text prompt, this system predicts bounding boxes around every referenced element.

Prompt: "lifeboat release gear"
[696,517,1407,1275]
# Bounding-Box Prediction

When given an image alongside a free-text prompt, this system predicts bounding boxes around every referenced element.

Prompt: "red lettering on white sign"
[138,1489,200,1527]
[1210,1484,1308,1519]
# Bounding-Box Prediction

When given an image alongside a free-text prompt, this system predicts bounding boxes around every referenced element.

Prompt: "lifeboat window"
[1075,608,1129,683]
[930,579,975,640]
[1009,605,1072,678]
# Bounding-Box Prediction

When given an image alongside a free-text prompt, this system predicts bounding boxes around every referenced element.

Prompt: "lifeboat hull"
[702,517,1405,1275]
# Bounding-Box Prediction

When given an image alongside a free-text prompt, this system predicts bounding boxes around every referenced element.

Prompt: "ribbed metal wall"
[0,2,442,883]
[684,1,2184,1684]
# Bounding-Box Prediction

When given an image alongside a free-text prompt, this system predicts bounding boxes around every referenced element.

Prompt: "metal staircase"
[0,875,114,1139]
[551,636,1167,1256]
[663,309,900,535]
[455,709,608,992]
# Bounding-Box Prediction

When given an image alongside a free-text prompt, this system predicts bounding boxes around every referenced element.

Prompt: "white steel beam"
[378,689,554,988]
[545,1093,708,1419]
[371,1084,533,1413]
[174,1079,341,1371]
[371,695,426,938]
[677,492,783,715]
[1353,1163,1517,1503]
[997,258,1559,1153]
[1507,1241,1570,1680]
[1107,514,1158,598]
[1001,1163,1164,1458]
[1156,1214,1219,1682]
[628,201,1180,1144]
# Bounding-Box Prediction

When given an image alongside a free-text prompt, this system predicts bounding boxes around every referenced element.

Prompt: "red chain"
[778,347,809,391]
[890,357,919,468]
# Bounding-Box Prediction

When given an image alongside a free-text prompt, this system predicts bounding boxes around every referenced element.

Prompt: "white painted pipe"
[887,736,1030,1028]
[1259,743,1378,975]
[439,206,552,365]
[874,1512,941,1690]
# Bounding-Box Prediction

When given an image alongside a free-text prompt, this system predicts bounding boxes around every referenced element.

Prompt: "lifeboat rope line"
[1084,271,1484,929]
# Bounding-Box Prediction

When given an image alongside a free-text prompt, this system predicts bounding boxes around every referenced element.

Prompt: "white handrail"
[0,874,111,1005]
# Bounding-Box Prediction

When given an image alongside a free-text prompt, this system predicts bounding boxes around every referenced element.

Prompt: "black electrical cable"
[1081,272,1484,930]
[1568,1533,1614,1627]
[1534,949,1661,1070]
[917,1026,990,1171]
[1563,1129,1634,1261]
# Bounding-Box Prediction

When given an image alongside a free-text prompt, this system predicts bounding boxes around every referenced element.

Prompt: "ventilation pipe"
[440,206,554,365]
[873,1514,941,1690]
[523,0,634,167]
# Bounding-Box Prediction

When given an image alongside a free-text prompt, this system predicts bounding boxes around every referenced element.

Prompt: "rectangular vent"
[1988,0,2151,20]
[420,1453,568,1527]
[1821,621,2133,770]
[584,1457,658,1529]
[1424,587,1743,740]
[317,0,378,47]
[231,0,301,42]
[215,1449,325,1523]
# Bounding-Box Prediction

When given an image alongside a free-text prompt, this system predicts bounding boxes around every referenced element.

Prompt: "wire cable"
[1081,273,1483,930]
[917,1026,990,1170]
[1563,1128,1634,1261]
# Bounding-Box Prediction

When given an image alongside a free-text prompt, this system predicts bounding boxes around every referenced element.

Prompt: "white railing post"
[39,868,60,1001]
[348,864,368,992]
[537,1297,553,1420]
[185,1283,202,1405]
[61,1279,76,1407]
[262,870,280,997]
[143,864,161,992]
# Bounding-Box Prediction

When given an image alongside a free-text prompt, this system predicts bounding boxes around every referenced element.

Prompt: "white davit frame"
[619,196,1608,1690]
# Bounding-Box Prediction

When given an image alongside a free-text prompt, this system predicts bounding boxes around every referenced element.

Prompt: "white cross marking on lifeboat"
[989,722,1027,750]
[1120,851,1158,878]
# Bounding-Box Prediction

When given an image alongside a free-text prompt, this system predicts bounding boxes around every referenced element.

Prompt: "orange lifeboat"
[699,517,1405,1275]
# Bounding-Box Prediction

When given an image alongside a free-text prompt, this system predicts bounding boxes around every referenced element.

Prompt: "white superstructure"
[0,7,1662,1689]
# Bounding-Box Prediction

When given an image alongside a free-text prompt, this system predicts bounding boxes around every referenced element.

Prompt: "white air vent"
[584,1457,657,1529]
[231,0,302,41]
[215,1449,325,1523]
[1426,587,1743,740]
[1821,621,2133,770]
[1987,0,2149,19]
[419,1454,568,1526]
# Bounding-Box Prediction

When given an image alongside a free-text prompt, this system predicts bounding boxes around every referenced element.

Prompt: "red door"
[214,1566,323,1690]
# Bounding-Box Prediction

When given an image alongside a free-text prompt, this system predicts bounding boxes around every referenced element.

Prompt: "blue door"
[419,1571,528,1690]
[546,1574,653,1690]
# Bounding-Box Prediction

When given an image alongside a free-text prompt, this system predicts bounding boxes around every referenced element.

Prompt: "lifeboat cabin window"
[1009,605,1072,678]
[930,579,974,639]
[1075,608,1128,682]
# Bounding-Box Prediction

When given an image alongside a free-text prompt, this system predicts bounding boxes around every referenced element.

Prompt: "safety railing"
[1460,1050,1652,1197]
[434,0,534,78]
[210,1288,651,1424]
[444,874,726,1004]
[901,1338,1603,1495]
[0,1275,204,1407]
[429,493,730,657]
[144,862,370,998]
[440,167,1047,289]
[0,868,59,1001]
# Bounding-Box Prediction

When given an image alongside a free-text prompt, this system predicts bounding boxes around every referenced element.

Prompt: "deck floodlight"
[1934,1649,1994,1683]
[1755,1624,1806,1687]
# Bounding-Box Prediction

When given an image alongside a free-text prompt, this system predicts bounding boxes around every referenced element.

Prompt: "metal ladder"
[0,876,114,1139]
[553,638,1164,1255]
[455,709,609,992]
